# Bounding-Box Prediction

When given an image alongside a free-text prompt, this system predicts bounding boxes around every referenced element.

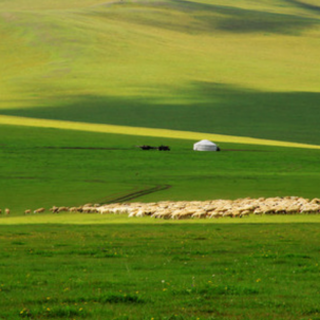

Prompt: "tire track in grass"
[1,114,320,149]
[103,185,172,204]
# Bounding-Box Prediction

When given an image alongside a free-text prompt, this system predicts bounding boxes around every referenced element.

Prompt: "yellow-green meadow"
[1,0,320,144]
[1,114,320,149]
[1,1,320,318]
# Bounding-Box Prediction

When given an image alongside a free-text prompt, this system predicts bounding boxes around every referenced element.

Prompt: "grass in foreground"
[1,222,320,319]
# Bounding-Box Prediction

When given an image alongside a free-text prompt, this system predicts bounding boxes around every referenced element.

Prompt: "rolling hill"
[1,0,320,143]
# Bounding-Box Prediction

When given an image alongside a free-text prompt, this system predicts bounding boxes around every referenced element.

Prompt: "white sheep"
[49,206,59,213]
[34,207,45,214]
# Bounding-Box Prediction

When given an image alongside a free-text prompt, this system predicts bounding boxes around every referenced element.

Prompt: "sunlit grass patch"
[3,212,320,225]
[1,115,320,149]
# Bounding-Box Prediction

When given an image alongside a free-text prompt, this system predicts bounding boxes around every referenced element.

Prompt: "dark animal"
[136,145,157,150]
[158,145,170,151]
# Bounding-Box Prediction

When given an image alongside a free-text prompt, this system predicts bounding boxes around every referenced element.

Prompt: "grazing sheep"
[175,210,195,219]
[5,208,10,215]
[192,210,207,219]
[135,209,147,217]
[253,207,264,215]
[231,210,242,218]
[34,208,45,214]
[97,207,111,214]
[24,209,31,215]
[83,203,93,207]
[128,209,139,217]
[152,209,172,219]
[286,205,301,214]
[81,206,97,213]
[263,207,276,215]
[67,196,320,220]
[300,204,320,214]
[112,206,130,214]
[240,210,251,217]
[209,211,223,218]
[223,210,233,218]
[311,198,320,205]
[49,206,59,213]
[274,206,286,214]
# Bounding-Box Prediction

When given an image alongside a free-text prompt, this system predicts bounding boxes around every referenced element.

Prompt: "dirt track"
[106,185,172,203]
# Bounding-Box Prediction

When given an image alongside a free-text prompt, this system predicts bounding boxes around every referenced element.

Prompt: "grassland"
[1,221,320,320]
[1,123,320,215]
[1,0,320,144]
[1,0,320,210]
[1,0,320,209]
[1,0,320,269]
[2,1,320,318]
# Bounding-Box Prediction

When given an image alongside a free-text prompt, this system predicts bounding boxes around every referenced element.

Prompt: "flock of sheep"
[91,196,320,219]
[3,196,320,219]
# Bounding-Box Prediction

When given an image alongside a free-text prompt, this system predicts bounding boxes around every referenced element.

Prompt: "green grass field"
[1,220,320,320]
[1,0,320,211]
[2,1,320,318]
[1,123,320,214]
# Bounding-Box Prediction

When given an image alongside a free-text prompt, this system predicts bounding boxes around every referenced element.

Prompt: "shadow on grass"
[63,292,144,304]
[285,0,320,13]
[1,82,320,144]
[19,305,90,318]
[178,284,260,296]
[91,0,319,35]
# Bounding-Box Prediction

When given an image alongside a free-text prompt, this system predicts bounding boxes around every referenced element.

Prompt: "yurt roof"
[194,139,217,146]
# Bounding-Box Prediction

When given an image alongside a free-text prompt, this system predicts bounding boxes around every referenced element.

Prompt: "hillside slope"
[1,0,320,143]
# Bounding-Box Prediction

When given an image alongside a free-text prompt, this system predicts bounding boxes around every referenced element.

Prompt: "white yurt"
[193,139,219,151]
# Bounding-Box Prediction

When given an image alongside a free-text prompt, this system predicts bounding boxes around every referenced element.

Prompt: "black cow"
[137,145,157,150]
[158,145,170,151]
